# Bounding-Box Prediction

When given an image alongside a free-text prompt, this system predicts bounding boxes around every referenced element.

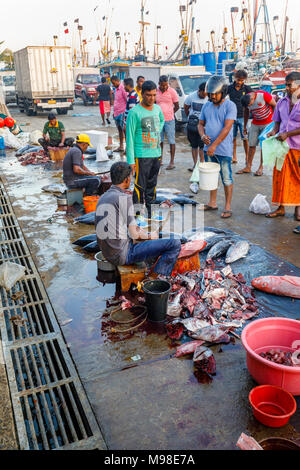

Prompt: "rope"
[110,305,148,333]
[111,314,148,334]
[110,306,147,324]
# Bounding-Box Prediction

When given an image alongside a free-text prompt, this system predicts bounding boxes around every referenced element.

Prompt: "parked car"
[75,74,101,106]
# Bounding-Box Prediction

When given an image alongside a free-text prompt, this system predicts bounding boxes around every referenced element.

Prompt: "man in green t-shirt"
[38,113,74,152]
[126,81,165,214]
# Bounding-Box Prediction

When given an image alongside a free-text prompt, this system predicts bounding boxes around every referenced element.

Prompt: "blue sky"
[2,0,299,61]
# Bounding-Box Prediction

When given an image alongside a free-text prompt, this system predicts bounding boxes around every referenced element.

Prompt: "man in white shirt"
[184,82,208,171]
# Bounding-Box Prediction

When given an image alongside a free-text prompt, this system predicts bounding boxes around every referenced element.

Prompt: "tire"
[57,108,68,115]
[82,93,89,106]
[25,106,34,116]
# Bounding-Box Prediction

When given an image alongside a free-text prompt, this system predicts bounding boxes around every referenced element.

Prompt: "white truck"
[14,46,75,116]
[128,65,211,126]
[0,71,16,104]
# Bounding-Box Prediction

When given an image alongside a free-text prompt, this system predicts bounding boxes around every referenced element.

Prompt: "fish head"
[251,276,273,290]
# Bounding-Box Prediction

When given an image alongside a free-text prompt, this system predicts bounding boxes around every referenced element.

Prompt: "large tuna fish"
[206,239,234,261]
[73,234,97,247]
[154,195,198,206]
[225,240,250,264]
[74,212,96,225]
[251,275,300,299]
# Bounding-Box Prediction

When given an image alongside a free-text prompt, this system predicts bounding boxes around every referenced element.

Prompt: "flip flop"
[232,160,238,164]
[254,170,263,176]
[265,212,285,218]
[201,205,219,211]
[115,147,124,153]
[221,210,232,219]
[236,169,251,174]
[166,165,176,170]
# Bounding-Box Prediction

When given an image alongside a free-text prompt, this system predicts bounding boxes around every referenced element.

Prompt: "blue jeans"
[233,117,247,139]
[161,120,176,145]
[67,175,101,196]
[126,239,181,276]
[204,153,233,187]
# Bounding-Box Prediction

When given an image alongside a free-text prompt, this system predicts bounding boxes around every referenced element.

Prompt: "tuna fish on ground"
[206,239,235,261]
[225,240,250,264]
[73,234,97,247]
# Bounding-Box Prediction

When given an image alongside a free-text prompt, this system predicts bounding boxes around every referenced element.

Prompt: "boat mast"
[252,0,259,55]
[230,7,239,52]
[281,0,289,56]
[137,0,150,59]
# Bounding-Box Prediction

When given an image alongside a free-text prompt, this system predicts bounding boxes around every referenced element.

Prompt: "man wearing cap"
[63,134,101,196]
[39,113,74,152]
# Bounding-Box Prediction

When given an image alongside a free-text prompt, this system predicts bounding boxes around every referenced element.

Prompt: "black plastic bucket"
[143,280,171,323]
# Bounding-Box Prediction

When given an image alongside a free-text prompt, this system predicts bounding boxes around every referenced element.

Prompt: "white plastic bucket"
[199,162,220,191]
[86,130,108,148]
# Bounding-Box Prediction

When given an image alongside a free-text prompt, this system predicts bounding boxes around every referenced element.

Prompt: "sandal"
[236,168,251,174]
[254,169,263,176]
[166,165,176,170]
[201,205,219,211]
[221,210,232,219]
[265,211,285,219]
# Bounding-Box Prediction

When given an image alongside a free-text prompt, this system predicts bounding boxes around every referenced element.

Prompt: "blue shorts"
[161,120,176,145]
[233,117,248,140]
[114,113,124,129]
[204,153,233,187]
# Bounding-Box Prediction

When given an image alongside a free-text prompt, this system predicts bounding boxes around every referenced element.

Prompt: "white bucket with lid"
[86,130,108,148]
[199,162,220,191]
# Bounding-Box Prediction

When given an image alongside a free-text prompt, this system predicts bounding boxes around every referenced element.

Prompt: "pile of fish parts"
[165,239,259,378]
[18,150,50,166]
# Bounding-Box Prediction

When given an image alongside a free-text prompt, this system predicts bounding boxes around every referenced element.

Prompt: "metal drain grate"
[0,179,106,450]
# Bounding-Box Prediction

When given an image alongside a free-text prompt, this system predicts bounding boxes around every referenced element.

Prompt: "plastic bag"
[96,143,109,162]
[249,194,271,215]
[0,262,26,290]
[258,122,275,148]
[30,130,43,145]
[0,128,23,149]
[190,160,200,183]
[262,136,289,171]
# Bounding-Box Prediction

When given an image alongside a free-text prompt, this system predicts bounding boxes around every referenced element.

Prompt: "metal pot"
[95,251,116,272]
[57,196,67,206]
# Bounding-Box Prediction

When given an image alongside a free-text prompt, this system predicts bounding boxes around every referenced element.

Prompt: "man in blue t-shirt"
[199,76,237,219]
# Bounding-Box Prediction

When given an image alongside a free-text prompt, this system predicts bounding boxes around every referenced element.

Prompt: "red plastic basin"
[241,318,300,395]
[249,385,297,428]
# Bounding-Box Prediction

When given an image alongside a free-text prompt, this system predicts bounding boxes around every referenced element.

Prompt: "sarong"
[272,149,300,206]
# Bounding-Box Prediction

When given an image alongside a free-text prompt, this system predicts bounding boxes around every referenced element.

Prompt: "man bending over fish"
[95,162,181,277]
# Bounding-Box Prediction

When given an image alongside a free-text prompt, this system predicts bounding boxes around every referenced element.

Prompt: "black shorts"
[187,129,204,150]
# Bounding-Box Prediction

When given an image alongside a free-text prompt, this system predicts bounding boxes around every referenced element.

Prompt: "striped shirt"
[249,91,273,125]
[124,90,140,122]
